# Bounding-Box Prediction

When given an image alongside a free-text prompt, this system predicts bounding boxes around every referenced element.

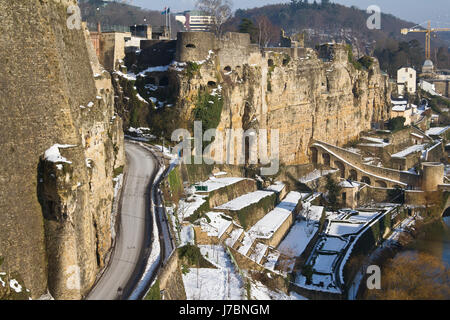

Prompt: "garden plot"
[197,177,246,192]
[300,203,324,222]
[179,224,195,247]
[238,232,256,256]
[224,227,244,248]
[177,195,207,220]
[215,190,275,211]
[347,211,380,223]
[313,254,338,273]
[266,182,285,193]
[250,280,308,300]
[326,221,365,237]
[249,243,269,264]
[200,212,232,238]
[264,250,281,271]
[183,245,244,300]
[277,220,318,258]
[318,237,348,253]
[294,273,341,294]
[248,192,301,239]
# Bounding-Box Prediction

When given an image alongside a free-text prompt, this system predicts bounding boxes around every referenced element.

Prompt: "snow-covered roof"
[391,144,426,159]
[426,126,449,136]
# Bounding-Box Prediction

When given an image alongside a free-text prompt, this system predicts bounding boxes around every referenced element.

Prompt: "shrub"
[193,90,224,139]
[388,117,406,132]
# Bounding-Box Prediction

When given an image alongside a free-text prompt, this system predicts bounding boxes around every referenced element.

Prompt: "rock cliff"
[0,0,124,299]
[133,33,391,166]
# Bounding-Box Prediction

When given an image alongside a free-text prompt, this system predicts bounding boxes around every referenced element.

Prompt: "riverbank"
[355,214,450,299]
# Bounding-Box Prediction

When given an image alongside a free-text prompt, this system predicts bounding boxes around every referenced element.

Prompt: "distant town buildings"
[397,67,417,95]
[175,11,214,32]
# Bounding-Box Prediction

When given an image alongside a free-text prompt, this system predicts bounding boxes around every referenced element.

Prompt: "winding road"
[87,141,161,300]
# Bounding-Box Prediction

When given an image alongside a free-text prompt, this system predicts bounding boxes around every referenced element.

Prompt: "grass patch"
[144,280,161,300]
[113,166,124,178]
[178,244,216,268]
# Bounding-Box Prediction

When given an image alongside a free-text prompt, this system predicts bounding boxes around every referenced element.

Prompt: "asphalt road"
[87,141,157,300]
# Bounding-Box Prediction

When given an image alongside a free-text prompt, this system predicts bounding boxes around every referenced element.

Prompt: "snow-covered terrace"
[215,190,275,211]
[391,144,426,159]
[196,177,247,193]
[200,212,232,238]
[425,126,449,136]
[248,192,302,239]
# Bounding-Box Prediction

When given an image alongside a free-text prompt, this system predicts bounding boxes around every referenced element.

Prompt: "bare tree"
[255,15,278,48]
[196,0,233,36]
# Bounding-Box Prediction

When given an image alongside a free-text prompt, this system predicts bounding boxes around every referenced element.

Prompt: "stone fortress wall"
[167,31,392,165]
[0,0,124,299]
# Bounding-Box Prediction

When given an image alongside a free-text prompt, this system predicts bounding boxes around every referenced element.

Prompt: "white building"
[397,67,417,95]
[419,79,439,96]
[176,11,215,32]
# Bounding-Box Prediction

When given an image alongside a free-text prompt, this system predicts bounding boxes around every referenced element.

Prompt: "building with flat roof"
[175,10,214,32]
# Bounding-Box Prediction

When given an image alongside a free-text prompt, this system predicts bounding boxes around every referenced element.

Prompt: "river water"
[405,217,450,267]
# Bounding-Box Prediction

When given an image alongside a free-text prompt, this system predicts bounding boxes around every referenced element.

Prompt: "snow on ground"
[425,126,449,136]
[264,251,281,271]
[391,144,426,158]
[213,171,227,176]
[179,224,195,247]
[326,221,365,237]
[347,211,380,223]
[215,190,274,211]
[300,203,324,222]
[266,182,285,193]
[313,254,338,273]
[248,192,302,239]
[9,279,22,293]
[249,243,268,264]
[250,281,308,300]
[360,136,389,147]
[183,245,244,300]
[183,268,243,300]
[319,237,347,252]
[278,220,318,258]
[238,232,255,256]
[299,169,337,183]
[200,212,232,238]
[177,195,207,220]
[198,177,246,192]
[44,144,76,164]
[224,228,243,248]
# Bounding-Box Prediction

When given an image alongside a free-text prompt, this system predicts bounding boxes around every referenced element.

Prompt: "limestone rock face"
[169,40,391,166]
[0,0,124,299]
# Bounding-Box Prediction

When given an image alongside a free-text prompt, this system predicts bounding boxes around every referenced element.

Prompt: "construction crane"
[401,21,450,60]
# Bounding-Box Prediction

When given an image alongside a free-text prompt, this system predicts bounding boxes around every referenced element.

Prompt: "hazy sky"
[131,0,450,26]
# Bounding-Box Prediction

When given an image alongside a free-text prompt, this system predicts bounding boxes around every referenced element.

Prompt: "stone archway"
[375,180,388,188]
[349,169,358,181]
[311,147,318,164]
[334,160,345,179]
[361,176,372,185]
[443,207,450,218]
[323,153,331,166]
